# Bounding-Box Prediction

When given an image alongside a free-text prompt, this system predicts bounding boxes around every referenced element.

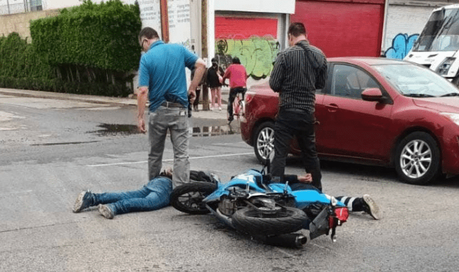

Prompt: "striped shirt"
[269,40,327,113]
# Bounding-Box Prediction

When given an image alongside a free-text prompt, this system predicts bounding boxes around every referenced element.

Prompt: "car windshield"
[373,63,459,97]
[413,8,459,52]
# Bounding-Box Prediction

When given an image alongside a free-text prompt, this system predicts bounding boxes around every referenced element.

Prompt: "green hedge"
[0,76,130,96]
[30,0,141,72]
[0,0,141,97]
[0,33,53,79]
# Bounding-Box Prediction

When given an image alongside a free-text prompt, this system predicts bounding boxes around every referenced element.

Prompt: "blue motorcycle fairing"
[203,170,267,202]
[292,190,345,210]
[202,169,345,210]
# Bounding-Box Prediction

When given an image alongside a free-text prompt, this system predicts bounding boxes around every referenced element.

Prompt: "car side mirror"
[361,88,384,102]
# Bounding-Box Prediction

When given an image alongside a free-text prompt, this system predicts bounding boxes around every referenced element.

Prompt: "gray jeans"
[148,106,190,188]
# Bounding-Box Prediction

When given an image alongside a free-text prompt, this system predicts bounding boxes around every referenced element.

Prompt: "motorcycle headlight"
[437,57,456,76]
[441,112,459,126]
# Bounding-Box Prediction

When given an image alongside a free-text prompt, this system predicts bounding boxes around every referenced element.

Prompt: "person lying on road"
[276,173,381,220]
[72,168,173,219]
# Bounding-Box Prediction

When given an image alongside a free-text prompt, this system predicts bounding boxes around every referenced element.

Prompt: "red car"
[241,57,459,185]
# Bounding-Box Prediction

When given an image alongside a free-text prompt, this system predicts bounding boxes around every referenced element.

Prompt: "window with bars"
[30,0,42,11]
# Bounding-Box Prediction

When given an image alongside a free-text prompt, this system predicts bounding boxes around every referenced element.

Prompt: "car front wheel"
[253,121,275,164]
[395,132,441,185]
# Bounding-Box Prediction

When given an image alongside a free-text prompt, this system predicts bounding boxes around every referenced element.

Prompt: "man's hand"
[138,116,146,133]
[188,89,196,104]
[136,86,148,134]
[298,173,312,183]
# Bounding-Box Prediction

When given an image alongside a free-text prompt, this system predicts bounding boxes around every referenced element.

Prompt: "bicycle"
[227,87,246,124]
[233,90,246,118]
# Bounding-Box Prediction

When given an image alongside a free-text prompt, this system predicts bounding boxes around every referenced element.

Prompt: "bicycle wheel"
[233,95,241,117]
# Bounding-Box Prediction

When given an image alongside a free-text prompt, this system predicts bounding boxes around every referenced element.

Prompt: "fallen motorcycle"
[170,169,349,248]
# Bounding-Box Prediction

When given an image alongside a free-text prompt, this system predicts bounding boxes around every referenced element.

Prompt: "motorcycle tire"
[232,206,308,236]
[170,182,218,215]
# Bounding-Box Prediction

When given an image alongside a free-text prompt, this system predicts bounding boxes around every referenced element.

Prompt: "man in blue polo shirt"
[137,27,206,188]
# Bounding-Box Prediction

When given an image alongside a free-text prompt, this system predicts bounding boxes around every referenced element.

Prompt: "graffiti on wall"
[215,16,279,80]
[385,33,419,59]
[214,36,280,80]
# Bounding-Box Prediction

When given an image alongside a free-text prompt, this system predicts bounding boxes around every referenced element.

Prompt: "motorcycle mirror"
[283,181,289,194]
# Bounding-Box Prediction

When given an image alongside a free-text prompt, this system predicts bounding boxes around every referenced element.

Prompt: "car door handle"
[326,103,339,112]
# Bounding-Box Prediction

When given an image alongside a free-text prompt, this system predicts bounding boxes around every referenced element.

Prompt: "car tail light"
[245,93,254,104]
[335,207,349,223]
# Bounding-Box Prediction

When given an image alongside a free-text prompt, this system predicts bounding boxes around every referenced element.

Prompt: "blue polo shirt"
[138,41,198,112]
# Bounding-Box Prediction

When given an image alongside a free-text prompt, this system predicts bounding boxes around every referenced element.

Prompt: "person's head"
[232,57,241,64]
[211,57,218,67]
[139,27,160,52]
[288,22,308,47]
[159,167,173,179]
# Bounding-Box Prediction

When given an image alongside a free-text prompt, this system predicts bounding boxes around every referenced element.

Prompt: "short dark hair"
[139,27,159,42]
[232,57,241,64]
[288,22,307,37]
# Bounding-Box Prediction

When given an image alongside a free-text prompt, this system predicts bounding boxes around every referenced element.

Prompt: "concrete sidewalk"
[0,88,229,120]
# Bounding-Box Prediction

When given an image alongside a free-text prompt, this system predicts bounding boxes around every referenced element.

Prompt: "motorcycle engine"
[218,196,236,216]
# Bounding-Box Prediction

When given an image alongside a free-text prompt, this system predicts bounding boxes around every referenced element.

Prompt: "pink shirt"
[223,64,247,88]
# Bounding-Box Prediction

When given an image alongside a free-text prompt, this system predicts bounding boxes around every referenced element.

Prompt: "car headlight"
[436,57,456,76]
[441,112,459,125]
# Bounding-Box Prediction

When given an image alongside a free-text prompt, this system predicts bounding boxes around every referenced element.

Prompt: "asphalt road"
[1,91,459,272]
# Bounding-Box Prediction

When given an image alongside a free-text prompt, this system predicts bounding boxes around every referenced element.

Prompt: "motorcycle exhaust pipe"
[258,233,308,249]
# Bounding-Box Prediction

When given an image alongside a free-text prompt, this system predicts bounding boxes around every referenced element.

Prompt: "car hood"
[413,97,459,113]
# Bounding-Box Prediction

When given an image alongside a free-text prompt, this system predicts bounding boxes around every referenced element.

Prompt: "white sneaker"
[98,204,114,219]
[362,194,381,220]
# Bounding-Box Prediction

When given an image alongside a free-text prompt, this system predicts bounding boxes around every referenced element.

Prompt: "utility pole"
[160,0,169,43]
[201,0,209,110]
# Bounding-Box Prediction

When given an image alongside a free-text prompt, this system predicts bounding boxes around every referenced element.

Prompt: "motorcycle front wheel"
[232,207,307,236]
[170,182,217,214]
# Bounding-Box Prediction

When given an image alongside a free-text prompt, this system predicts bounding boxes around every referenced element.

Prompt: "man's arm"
[188,58,206,103]
[284,173,312,184]
[315,57,328,90]
[137,86,148,133]
[222,66,231,85]
[269,54,285,92]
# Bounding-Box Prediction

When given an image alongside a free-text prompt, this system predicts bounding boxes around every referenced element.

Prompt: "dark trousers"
[270,109,322,191]
[193,87,201,109]
[227,87,246,119]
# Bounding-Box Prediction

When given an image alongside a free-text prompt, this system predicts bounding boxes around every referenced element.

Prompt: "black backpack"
[190,170,218,184]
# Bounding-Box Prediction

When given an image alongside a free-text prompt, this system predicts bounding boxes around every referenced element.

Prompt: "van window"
[413,8,459,52]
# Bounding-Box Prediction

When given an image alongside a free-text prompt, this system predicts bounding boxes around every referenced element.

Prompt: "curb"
[0,88,229,121]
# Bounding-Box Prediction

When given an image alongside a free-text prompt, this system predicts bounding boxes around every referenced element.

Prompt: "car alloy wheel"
[395,132,440,185]
[254,122,275,164]
[400,139,432,178]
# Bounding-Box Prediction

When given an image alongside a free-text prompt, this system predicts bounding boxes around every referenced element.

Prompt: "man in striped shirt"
[269,22,328,191]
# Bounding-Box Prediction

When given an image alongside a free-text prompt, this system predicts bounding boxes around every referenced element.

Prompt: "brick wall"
[0,9,60,41]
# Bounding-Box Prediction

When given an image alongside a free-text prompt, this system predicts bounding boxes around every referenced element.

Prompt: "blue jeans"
[148,106,190,188]
[93,177,173,215]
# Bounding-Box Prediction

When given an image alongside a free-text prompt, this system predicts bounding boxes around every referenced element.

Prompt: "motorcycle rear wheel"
[170,182,217,214]
[232,206,307,236]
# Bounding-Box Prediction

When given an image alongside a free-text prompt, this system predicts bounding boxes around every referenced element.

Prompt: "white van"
[404,4,459,85]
